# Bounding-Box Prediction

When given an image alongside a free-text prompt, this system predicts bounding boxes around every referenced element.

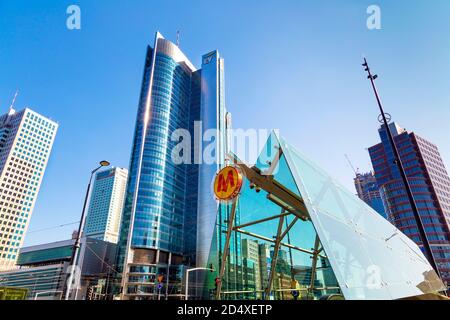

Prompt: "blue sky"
[1,0,450,246]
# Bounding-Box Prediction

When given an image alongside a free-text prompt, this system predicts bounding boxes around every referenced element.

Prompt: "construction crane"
[345,154,362,198]
[344,154,359,175]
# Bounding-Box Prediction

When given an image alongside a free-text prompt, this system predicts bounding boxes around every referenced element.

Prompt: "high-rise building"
[0,105,58,271]
[368,122,450,285]
[83,167,128,243]
[258,243,269,290]
[116,32,230,299]
[354,171,386,219]
[242,239,261,293]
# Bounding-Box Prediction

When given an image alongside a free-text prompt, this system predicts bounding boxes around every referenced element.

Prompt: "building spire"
[176,30,180,47]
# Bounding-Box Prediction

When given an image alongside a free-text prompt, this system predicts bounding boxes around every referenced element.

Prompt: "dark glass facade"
[368,123,450,286]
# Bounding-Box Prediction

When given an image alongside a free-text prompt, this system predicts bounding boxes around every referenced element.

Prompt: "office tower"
[258,243,269,289]
[270,249,291,275]
[267,249,292,299]
[293,265,323,288]
[368,122,450,284]
[0,105,58,271]
[242,239,261,293]
[354,171,387,219]
[83,167,128,243]
[116,32,229,299]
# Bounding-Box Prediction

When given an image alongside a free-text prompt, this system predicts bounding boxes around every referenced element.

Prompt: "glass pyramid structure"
[206,132,444,300]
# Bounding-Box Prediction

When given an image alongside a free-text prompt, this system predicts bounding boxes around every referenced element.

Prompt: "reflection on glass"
[205,132,341,300]
[204,131,444,300]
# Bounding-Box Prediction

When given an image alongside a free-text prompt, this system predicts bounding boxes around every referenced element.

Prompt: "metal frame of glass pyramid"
[213,131,444,300]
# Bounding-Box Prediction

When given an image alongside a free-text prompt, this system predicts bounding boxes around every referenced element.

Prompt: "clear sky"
[1,0,450,246]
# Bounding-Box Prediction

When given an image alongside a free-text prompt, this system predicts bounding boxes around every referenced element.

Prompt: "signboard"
[0,287,28,300]
[202,52,215,65]
[213,166,243,201]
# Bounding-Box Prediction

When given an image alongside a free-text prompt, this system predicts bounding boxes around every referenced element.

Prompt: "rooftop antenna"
[2,90,18,126]
[9,90,19,114]
[176,30,180,47]
[362,57,442,282]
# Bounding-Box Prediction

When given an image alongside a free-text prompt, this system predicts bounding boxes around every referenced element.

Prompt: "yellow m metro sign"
[214,166,243,201]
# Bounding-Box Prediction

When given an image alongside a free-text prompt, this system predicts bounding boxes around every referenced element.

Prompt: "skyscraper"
[116,32,229,299]
[354,171,386,219]
[368,122,450,285]
[83,167,128,243]
[0,104,58,271]
[242,239,261,294]
[258,243,269,290]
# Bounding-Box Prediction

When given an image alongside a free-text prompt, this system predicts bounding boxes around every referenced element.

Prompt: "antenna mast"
[362,57,442,281]
[9,90,19,112]
[176,30,180,47]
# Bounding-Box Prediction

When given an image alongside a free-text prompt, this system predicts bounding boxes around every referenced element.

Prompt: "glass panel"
[279,134,445,300]
[205,132,341,300]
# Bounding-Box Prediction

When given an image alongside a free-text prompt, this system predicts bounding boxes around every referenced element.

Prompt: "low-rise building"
[0,237,116,299]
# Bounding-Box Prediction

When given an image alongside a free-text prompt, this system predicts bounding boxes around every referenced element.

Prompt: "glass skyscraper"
[368,122,450,287]
[115,32,229,299]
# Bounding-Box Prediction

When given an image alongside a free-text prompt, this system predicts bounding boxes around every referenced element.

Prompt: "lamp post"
[362,58,441,278]
[64,160,110,300]
[185,267,214,300]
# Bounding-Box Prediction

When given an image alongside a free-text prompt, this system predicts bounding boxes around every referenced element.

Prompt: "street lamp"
[64,160,110,300]
[185,266,214,301]
[362,58,441,279]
